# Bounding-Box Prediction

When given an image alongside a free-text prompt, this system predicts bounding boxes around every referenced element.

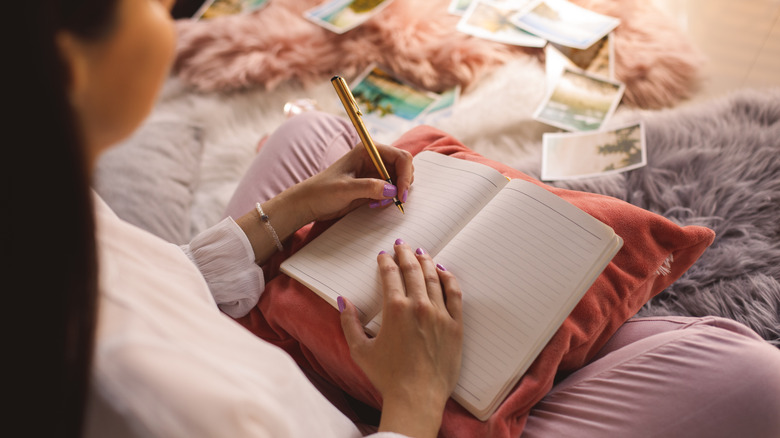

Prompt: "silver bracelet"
[255,202,284,252]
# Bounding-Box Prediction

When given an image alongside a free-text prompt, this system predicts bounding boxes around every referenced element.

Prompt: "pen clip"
[348,90,362,116]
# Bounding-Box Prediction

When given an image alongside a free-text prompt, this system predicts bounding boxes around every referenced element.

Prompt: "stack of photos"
[343,64,460,143]
[305,0,397,34]
[449,0,625,131]
[193,0,269,19]
[541,121,646,181]
[513,0,638,181]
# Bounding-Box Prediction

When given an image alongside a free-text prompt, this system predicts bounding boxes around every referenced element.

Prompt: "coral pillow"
[235,126,715,437]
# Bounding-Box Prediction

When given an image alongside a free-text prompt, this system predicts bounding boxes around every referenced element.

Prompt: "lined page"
[280,151,510,324]
[437,179,619,418]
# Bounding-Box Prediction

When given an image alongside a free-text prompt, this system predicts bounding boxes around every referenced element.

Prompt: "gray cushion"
[93,120,203,244]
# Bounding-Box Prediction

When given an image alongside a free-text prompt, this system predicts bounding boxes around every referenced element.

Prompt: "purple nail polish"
[402,189,408,203]
[383,184,397,197]
[416,247,426,255]
[378,250,387,255]
[395,238,405,245]
[370,199,393,208]
[436,263,446,271]
[337,296,345,313]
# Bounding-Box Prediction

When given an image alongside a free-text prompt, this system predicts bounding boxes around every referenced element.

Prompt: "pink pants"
[226,112,780,437]
[224,112,359,218]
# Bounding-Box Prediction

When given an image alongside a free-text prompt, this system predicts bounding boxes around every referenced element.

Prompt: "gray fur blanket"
[525,90,780,347]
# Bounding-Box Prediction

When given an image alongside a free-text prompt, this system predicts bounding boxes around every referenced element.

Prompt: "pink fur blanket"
[173,0,704,109]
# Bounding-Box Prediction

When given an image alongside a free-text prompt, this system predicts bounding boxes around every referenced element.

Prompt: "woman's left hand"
[340,241,463,437]
[293,142,414,222]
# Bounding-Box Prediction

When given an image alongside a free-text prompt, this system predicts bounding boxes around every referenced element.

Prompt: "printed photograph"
[511,0,619,49]
[448,0,474,15]
[534,67,625,131]
[305,0,396,34]
[546,33,614,84]
[351,66,439,120]
[418,85,461,124]
[541,122,646,181]
[456,0,546,47]
[422,86,460,116]
[347,65,441,142]
[194,0,269,19]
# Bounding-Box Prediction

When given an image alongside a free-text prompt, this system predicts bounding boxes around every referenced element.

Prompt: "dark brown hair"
[9,0,120,436]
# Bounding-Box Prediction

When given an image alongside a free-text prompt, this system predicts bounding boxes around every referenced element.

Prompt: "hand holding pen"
[332,75,406,214]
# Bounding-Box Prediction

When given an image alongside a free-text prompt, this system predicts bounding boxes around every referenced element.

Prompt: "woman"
[16,0,780,437]
[19,0,461,437]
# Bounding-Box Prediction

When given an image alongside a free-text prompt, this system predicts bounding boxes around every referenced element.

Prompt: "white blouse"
[85,193,405,438]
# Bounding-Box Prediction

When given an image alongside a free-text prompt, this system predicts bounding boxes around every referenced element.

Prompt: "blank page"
[437,178,619,418]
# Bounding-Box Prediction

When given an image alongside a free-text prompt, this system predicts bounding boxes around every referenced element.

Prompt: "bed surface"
[94,1,780,347]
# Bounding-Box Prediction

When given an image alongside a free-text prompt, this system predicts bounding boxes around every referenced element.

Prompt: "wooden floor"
[652,0,780,106]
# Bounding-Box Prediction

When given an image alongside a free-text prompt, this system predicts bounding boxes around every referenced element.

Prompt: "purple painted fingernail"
[415,247,426,255]
[395,238,405,245]
[436,263,446,271]
[369,198,393,208]
[378,250,387,255]
[402,189,408,203]
[337,296,346,313]
[383,184,397,197]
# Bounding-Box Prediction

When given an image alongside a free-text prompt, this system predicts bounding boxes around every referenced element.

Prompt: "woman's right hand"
[339,239,463,438]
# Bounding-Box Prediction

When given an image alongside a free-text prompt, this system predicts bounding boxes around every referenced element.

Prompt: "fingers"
[337,149,406,208]
[377,249,406,304]
[412,246,447,308]
[392,240,427,302]
[415,247,462,321]
[343,178,395,204]
[376,144,413,201]
[339,296,370,350]
[342,240,464,435]
[380,240,458,317]
[438,267,463,324]
[354,143,413,203]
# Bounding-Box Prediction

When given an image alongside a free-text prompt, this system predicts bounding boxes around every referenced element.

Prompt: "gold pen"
[331,75,404,214]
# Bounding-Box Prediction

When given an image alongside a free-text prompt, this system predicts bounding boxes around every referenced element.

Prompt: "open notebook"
[281,151,623,420]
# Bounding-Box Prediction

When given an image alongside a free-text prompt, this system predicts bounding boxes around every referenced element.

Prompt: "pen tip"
[396,202,405,214]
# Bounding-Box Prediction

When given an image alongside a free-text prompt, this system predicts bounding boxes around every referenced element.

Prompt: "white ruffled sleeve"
[180,217,264,318]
